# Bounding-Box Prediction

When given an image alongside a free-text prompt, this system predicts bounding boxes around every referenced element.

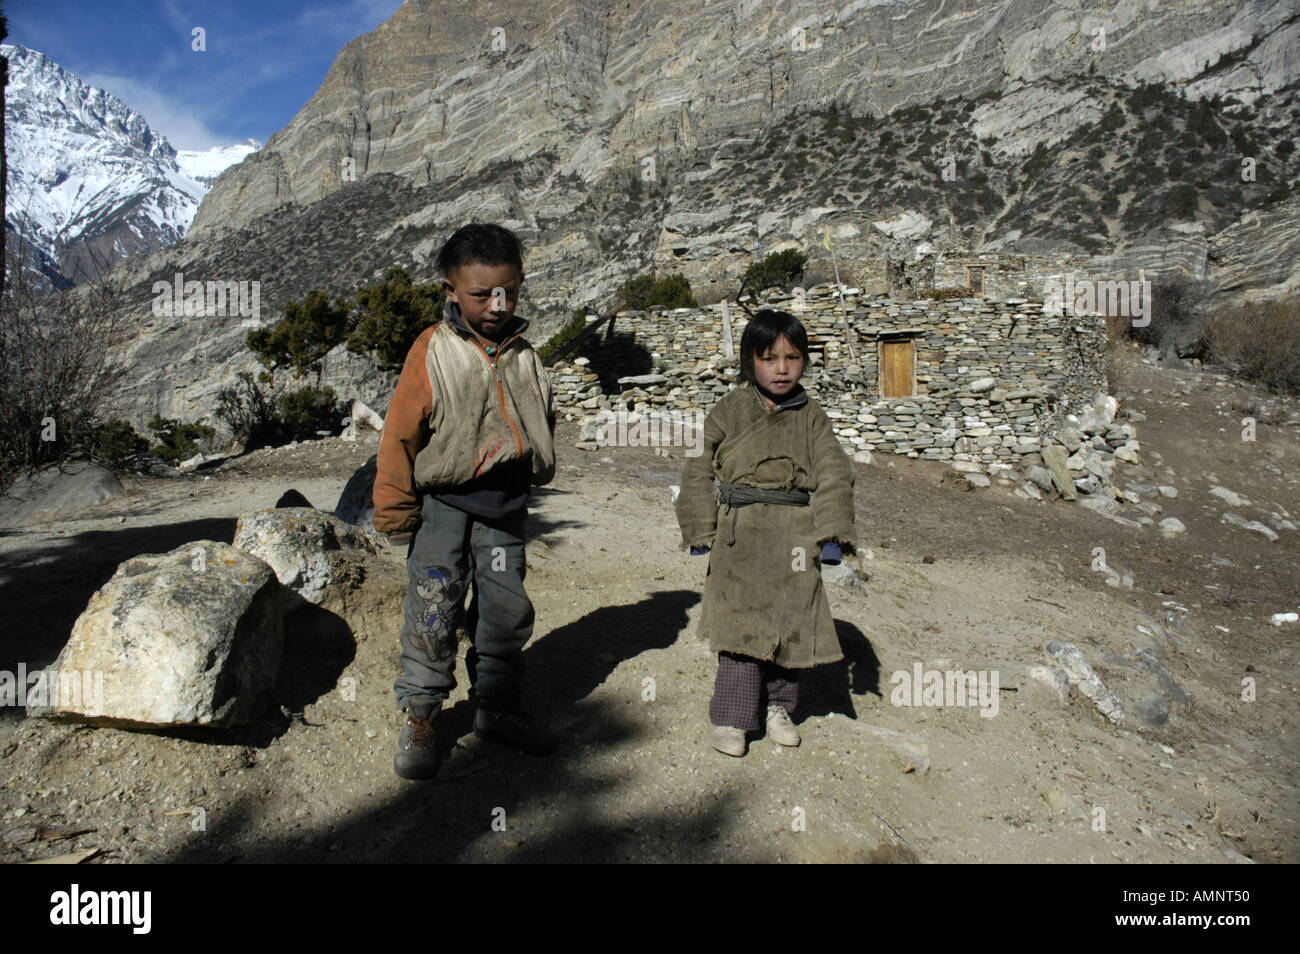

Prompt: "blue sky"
[4,0,406,150]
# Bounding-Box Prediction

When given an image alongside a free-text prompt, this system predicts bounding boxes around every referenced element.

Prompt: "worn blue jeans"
[394,494,533,712]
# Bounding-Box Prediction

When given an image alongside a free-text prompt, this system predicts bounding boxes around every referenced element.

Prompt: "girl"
[676,310,856,757]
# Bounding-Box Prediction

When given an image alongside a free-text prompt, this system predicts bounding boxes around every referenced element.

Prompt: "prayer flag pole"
[822,226,857,363]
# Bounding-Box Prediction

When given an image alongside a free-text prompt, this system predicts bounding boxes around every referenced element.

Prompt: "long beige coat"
[676,385,856,669]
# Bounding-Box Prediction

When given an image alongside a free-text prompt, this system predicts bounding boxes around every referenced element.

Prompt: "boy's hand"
[387,531,415,547]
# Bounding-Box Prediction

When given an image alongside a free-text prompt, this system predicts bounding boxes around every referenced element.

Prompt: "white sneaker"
[766,706,801,747]
[710,725,747,757]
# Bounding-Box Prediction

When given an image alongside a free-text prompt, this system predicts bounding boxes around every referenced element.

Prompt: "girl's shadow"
[797,618,881,720]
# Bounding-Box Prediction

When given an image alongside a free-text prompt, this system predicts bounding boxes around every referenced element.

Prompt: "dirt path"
[1,350,1296,863]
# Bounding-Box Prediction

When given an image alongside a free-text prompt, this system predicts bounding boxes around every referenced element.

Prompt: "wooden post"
[822,227,857,363]
[721,299,735,359]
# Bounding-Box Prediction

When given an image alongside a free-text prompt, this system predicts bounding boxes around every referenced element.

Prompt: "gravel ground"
[1,349,1296,863]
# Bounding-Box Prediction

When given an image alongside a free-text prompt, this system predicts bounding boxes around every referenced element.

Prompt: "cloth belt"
[716,481,810,546]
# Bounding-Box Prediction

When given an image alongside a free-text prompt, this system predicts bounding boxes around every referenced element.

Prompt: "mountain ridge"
[2,43,258,286]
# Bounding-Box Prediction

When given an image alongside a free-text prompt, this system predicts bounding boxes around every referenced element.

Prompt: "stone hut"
[549,280,1108,471]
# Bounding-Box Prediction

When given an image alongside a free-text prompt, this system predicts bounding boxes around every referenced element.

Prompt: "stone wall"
[548,285,1107,468]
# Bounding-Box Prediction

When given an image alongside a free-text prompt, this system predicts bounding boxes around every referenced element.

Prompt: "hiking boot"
[710,724,747,757]
[394,703,441,780]
[474,702,557,755]
[766,705,801,747]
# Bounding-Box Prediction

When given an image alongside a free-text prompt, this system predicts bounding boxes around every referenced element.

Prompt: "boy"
[372,223,557,780]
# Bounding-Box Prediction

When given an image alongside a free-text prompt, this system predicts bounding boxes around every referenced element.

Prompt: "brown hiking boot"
[394,704,441,780]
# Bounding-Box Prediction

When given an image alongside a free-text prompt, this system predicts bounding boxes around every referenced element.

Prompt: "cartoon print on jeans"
[413,567,464,660]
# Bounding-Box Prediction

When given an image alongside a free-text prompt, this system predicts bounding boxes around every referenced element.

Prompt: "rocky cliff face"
[191,0,1297,234]
[92,0,1299,431]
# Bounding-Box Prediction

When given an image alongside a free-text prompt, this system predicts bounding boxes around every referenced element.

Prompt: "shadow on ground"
[0,517,240,673]
[156,588,796,863]
[799,618,882,721]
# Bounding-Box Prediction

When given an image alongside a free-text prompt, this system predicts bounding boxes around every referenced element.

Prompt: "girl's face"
[752,334,805,399]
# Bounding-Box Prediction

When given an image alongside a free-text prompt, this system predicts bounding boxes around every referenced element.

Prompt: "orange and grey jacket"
[372,303,556,536]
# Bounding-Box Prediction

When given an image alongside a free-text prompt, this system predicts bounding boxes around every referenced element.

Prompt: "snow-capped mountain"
[2,44,259,287]
[177,140,261,189]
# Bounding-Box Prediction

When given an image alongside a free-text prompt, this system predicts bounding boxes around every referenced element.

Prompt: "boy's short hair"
[436,223,524,276]
[739,310,811,383]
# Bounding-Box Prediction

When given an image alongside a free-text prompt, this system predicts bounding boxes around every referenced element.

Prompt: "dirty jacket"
[372,303,556,536]
[675,384,856,669]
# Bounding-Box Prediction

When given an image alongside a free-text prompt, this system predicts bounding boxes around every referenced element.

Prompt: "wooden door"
[880,339,915,398]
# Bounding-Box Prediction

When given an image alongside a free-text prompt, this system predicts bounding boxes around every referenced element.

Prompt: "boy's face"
[752,334,805,399]
[443,262,523,342]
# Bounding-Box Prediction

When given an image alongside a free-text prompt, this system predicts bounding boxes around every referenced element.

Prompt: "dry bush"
[0,240,131,487]
[1204,295,1300,394]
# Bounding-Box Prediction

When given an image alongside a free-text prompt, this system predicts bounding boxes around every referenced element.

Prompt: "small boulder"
[1208,486,1249,507]
[1056,424,1086,453]
[28,541,282,727]
[349,399,385,432]
[234,508,377,609]
[0,460,123,527]
[1047,641,1124,724]
[1041,446,1078,500]
[1026,466,1055,493]
[1113,441,1141,463]
[1221,512,1278,541]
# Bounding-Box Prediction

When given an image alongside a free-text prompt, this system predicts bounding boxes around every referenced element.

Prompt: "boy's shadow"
[434,587,700,753]
[797,618,881,721]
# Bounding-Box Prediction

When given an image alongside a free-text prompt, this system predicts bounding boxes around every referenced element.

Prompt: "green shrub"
[1022,141,1052,180]
[147,415,216,465]
[248,289,354,379]
[1098,102,1126,133]
[614,273,698,310]
[347,266,443,367]
[89,419,149,468]
[538,308,590,361]
[1187,98,1227,148]
[277,387,343,442]
[1163,183,1199,218]
[215,371,280,449]
[739,249,808,294]
[1261,181,1293,206]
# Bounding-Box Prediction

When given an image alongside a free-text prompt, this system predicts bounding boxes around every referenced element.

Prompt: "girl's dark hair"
[738,310,810,383]
[436,223,524,276]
